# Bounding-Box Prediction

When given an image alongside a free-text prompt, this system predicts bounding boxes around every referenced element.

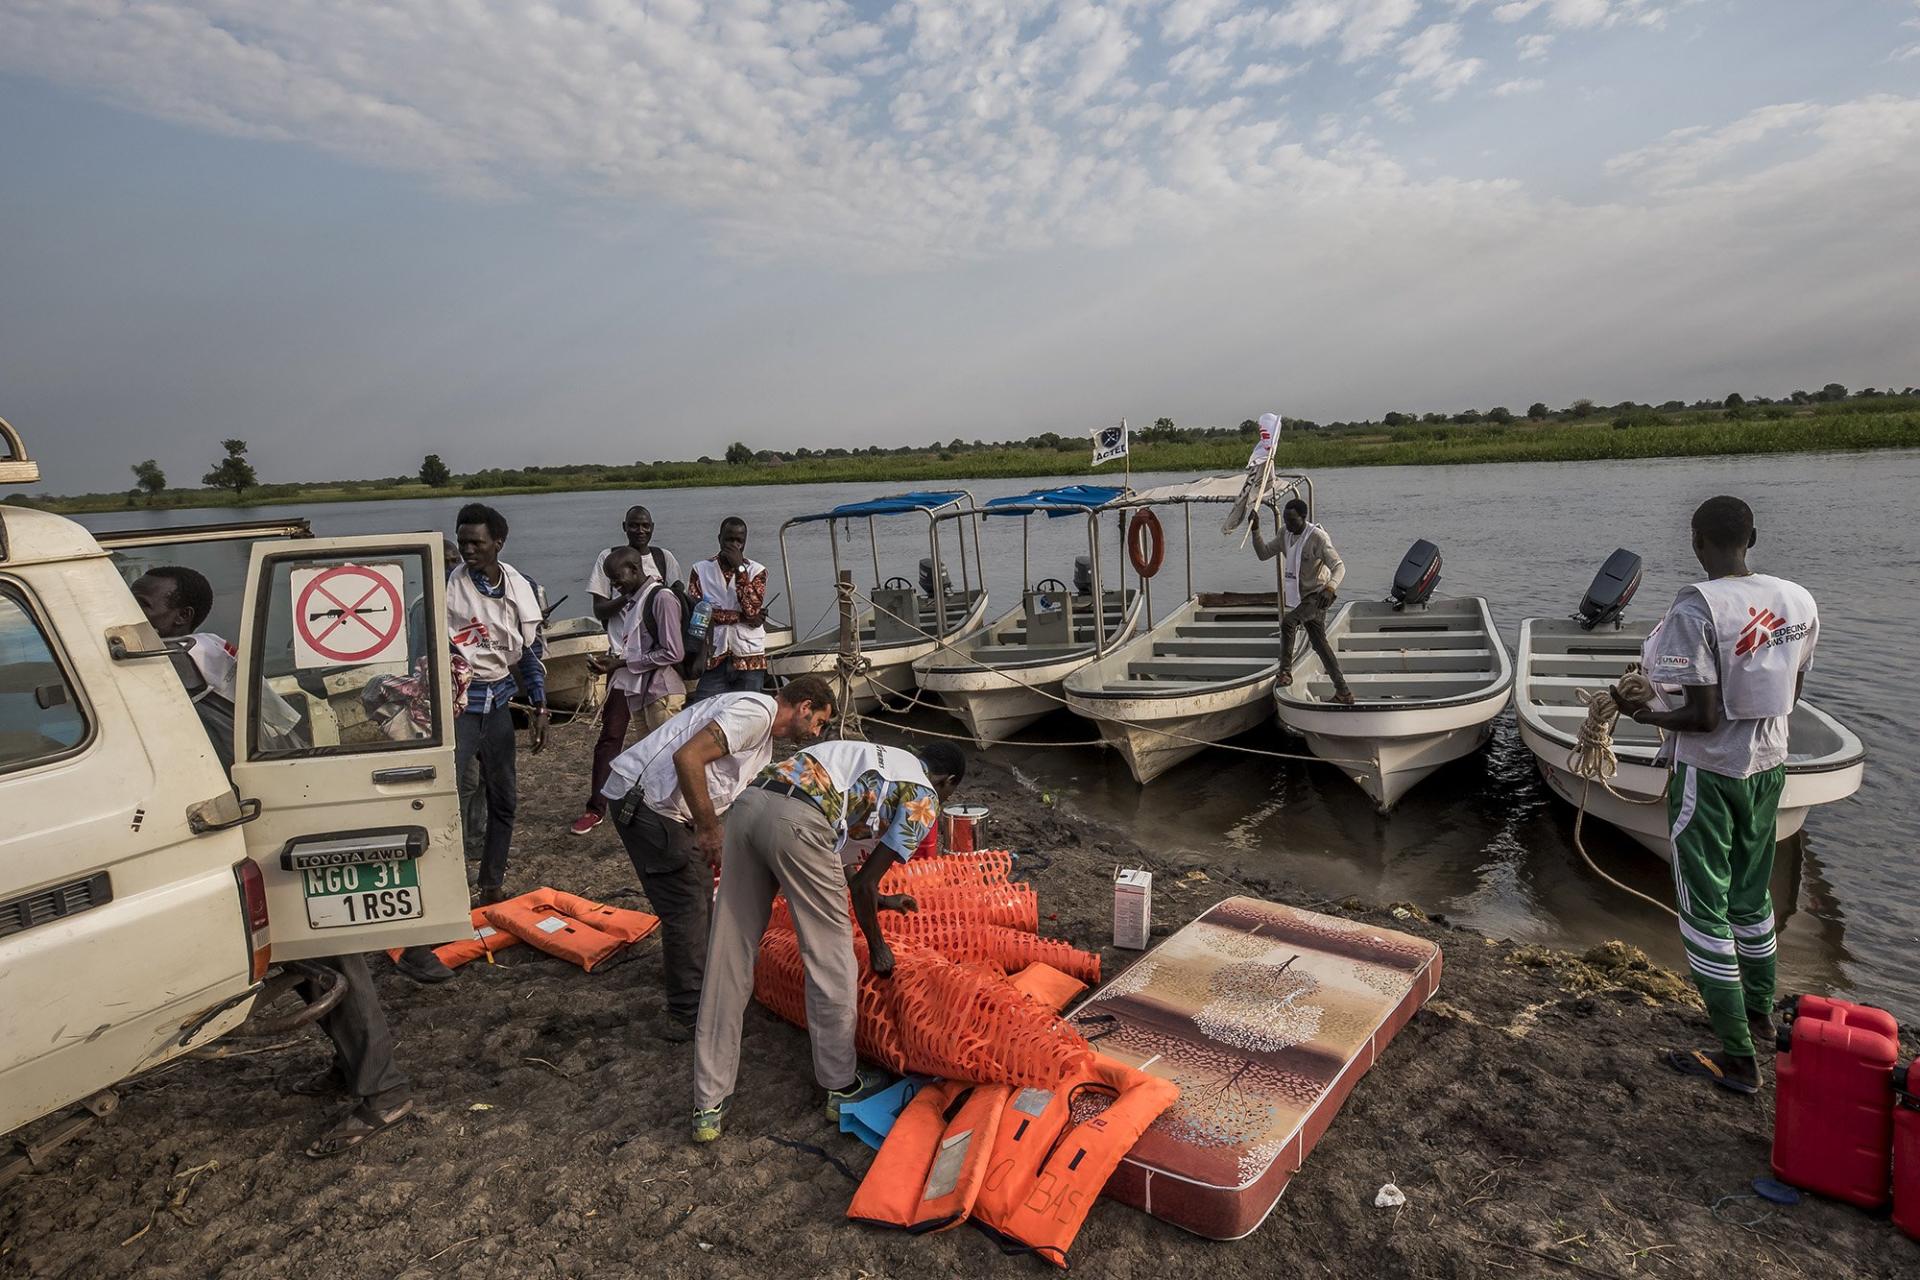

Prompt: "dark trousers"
[585,685,634,815]
[304,954,409,1110]
[455,705,518,889]
[613,799,710,1022]
[689,658,765,704]
[1281,593,1350,694]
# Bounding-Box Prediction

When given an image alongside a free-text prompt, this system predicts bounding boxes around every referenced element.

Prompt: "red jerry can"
[1895,1059,1920,1241]
[1771,995,1900,1209]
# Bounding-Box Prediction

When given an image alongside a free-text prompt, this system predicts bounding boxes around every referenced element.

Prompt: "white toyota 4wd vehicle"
[0,418,469,1153]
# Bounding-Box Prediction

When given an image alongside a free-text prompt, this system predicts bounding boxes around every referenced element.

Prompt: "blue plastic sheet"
[983,484,1124,517]
[837,1075,933,1150]
[791,491,969,523]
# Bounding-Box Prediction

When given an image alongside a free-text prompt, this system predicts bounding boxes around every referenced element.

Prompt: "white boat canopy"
[1111,472,1312,508]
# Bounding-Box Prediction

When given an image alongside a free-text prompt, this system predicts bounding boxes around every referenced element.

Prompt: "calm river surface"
[79,450,1920,1019]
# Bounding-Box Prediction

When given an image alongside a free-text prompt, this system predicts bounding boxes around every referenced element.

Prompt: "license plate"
[302,859,422,929]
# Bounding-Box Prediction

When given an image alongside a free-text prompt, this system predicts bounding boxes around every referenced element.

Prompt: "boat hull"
[1288,711,1499,812]
[1519,716,1865,860]
[1069,685,1274,784]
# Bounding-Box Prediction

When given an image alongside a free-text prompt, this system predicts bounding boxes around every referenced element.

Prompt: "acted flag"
[1091,420,1128,467]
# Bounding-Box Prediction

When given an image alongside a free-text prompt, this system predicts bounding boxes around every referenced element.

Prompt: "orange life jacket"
[480,888,659,972]
[970,1055,1180,1268]
[383,909,523,970]
[1007,962,1087,1013]
[846,1080,1011,1234]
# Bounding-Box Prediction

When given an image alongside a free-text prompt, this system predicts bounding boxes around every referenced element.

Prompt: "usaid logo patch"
[1655,654,1691,670]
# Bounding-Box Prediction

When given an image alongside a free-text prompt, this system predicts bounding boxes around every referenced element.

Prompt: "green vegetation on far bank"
[15,395,1920,516]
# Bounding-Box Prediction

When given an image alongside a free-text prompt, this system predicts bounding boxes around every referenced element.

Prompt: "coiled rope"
[1566,670,1678,919]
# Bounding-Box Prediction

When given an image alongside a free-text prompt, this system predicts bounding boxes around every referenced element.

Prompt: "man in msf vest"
[1616,495,1818,1095]
[599,675,837,1042]
[690,740,967,1143]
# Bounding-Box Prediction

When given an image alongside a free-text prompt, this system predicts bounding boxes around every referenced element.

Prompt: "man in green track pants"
[1617,495,1818,1095]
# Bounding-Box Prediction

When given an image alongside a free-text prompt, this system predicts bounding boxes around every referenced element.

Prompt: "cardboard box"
[1113,868,1153,950]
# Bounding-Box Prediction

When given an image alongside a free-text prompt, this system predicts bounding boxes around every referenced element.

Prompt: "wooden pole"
[834,569,863,740]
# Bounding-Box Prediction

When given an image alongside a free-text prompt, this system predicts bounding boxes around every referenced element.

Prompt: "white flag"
[1092,419,1128,466]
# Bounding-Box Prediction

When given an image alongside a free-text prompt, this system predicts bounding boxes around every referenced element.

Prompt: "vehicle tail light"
[232,859,271,982]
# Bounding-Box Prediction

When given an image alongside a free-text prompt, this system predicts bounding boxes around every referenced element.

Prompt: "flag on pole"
[1092,419,1128,467]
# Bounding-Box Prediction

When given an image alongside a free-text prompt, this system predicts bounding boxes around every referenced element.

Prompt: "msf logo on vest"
[1735,606,1810,658]
[450,616,494,651]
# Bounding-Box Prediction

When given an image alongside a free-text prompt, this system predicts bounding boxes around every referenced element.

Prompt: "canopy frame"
[778,490,982,645]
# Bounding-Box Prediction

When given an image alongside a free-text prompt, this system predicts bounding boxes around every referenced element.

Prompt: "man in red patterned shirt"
[687,516,770,702]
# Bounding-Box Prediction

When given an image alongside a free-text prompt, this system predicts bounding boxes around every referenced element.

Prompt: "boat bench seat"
[1334,648,1494,673]
[1125,657,1272,682]
[1339,630,1490,651]
[1298,671,1493,698]
[967,643,1083,663]
[1531,704,1663,746]
[1158,638,1284,658]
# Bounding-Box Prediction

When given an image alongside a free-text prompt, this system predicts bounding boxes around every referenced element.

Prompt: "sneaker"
[1331,688,1357,706]
[654,1014,695,1044]
[1749,1012,1781,1052]
[569,811,603,837]
[824,1067,891,1120]
[692,1099,730,1143]
[393,946,455,985]
[473,883,511,907]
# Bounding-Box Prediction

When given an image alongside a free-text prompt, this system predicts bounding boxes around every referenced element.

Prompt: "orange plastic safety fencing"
[879,850,1015,895]
[871,911,1100,984]
[765,882,1038,937]
[753,929,1093,1089]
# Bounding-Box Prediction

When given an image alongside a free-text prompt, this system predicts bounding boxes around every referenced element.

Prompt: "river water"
[76,449,1920,1019]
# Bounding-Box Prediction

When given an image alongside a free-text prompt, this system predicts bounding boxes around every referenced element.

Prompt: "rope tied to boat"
[1566,669,1679,920]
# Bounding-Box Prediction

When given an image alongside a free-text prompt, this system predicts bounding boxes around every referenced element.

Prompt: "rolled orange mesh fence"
[754,929,1094,1088]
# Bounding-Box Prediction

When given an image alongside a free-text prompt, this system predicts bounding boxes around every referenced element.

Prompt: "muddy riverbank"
[3,729,1914,1279]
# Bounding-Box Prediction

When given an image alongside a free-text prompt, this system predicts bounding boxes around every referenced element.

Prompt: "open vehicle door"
[229,534,468,960]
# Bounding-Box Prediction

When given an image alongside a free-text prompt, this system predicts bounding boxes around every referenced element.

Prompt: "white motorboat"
[915,485,1144,745]
[1276,571,1513,811]
[1514,558,1865,858]
[769,490,987,712]
[1062,472,1313,783]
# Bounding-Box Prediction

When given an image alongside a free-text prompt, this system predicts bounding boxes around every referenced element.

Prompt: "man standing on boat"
[1616,495,1818,1095]
[690,739,967,1143]
[599,675,838,1042]
[1250,498,1355,705]
[447,503,547,904]
[572,506,683,837]
[687,517,769,702]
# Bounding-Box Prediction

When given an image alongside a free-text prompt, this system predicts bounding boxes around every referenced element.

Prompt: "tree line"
[117,383,1917,503]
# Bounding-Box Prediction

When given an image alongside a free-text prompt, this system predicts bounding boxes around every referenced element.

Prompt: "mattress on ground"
[1073,896,1442,1240]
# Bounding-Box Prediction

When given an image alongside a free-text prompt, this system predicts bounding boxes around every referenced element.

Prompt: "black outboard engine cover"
[918,557,952,599]
[1072,555,1094,596]
[1578,549,1642,630]
[1389,540,1443,610]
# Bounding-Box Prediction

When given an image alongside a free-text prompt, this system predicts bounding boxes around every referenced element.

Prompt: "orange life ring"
[1127,509,1165,579]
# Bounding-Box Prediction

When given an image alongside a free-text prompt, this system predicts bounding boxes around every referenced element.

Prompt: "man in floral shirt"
[689,739,966,1143]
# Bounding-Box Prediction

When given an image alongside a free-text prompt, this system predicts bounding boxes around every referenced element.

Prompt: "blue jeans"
[455,705,518,889]
[689,658,766,703]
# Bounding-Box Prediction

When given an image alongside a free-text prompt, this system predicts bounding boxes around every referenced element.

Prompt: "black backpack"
[636,580,708,681]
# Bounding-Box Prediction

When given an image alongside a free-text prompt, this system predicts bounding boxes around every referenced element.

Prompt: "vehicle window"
[110,539,266,641]
[0,588,88,773]
[245,549,442,759]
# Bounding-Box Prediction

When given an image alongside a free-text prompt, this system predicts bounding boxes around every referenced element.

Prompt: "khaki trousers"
[636,692,686,734]
[692,787,857,1110]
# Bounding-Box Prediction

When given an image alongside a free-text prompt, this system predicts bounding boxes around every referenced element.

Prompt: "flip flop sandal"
[305,1098,416,1158]
[1664,1048,1759,1095]
[1277,671,1294,687]
[285,1068,345,1098]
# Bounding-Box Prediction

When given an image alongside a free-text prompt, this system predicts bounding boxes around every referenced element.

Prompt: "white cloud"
[1517,33,1555,60]
[1494,77,1546,95]
[1392,22,1486,102]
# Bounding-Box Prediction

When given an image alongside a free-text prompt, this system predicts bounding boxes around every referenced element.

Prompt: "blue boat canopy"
[792,490,971,523]
[983,484,1124,517]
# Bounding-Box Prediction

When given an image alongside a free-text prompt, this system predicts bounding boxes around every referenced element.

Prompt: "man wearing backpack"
[573,547,692,836]
[573,510,684,837]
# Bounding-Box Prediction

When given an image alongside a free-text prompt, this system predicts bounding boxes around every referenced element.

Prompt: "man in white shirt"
[1250,498,1355,703]
[687,517,769,703]
[447,503,547,903]
[572,508,683,837]
[1617,496,1819,1096]
[601,675,837,1041]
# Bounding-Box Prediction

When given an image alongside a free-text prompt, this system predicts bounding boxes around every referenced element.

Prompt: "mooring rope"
[1565,671,1679,919]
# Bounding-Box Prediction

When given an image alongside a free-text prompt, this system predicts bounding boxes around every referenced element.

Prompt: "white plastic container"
[1113,868,1153,950]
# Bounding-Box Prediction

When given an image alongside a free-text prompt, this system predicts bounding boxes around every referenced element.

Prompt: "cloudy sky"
[2,1,1917,493]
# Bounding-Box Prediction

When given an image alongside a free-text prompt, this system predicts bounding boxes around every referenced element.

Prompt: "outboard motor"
[1072,555,1094,596]
[1388,539,1443,611]
[918,557,952,599]
[1577,549,1642,630]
